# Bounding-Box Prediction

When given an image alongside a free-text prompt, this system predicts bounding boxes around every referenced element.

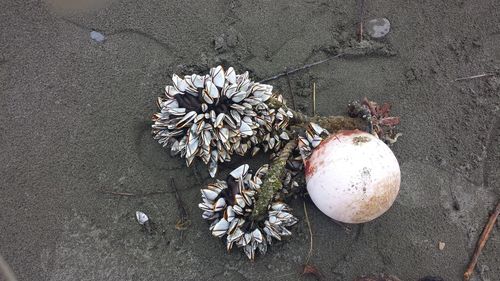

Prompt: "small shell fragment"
[365,17,391,39]
[135,211,149,225]
[90,31,105,43]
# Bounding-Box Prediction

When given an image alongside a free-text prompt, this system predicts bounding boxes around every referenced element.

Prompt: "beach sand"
[1,1,499,280]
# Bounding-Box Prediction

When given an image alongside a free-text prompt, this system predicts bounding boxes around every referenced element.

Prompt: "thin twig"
[99,190,136,196]
[302,203,323,280]
[357,0,365,42]
[464,200,500,281]
[303,201,314,265]
[99,190,170,197]
[312,82,317,116]
[454,72,497,82]
[259,44,397,84]
[171,178,191,240]
[285,70,297,110]
[258,54,343,83]
[332,219,352,233]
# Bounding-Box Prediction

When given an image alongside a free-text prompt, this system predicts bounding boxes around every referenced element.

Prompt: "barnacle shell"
[304,130,400,223]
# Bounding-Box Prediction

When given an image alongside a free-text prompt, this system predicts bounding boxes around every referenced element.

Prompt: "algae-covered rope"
[251,139,297,221]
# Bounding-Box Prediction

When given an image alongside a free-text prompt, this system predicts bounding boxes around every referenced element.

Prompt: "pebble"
[213,28,238,53]
[214,35,226,52]
[438,241,445,250]
[365,18,391,39]
[135,211,149,225]
[90,31,105,43]
[118,176,127,185]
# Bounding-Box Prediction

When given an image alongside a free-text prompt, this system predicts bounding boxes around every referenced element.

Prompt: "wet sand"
[1,1,499,280]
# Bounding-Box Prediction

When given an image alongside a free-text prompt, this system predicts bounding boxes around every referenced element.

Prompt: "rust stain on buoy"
[350,173,400,223]
[304,159,316,178]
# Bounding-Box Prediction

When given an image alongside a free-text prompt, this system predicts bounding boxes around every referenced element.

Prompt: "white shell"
[212,218,229,237]
[135,211,149,225]
[230,164,249,178]
[210,65,225,88]
[191,74,205,88]
[305,130,400,223]
[239,122,253,136]
[226,67,236,84]
[201,189,219,201]
[172,74,187,92]
[205,80,219,99]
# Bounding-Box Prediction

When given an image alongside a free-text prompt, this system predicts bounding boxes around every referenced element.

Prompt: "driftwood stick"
[454,72,497,82]
[464,200,500,281]
[99,190,169,197]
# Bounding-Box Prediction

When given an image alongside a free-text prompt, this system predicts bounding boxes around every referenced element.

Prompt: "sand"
[0,1,499,280]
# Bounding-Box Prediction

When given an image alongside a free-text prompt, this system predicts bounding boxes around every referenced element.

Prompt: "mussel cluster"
[199,122,331,259]
[152,66,293,177]
[198,164,298,260]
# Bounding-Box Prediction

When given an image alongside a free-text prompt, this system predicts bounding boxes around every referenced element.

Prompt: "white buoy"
[305,130,400,223]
